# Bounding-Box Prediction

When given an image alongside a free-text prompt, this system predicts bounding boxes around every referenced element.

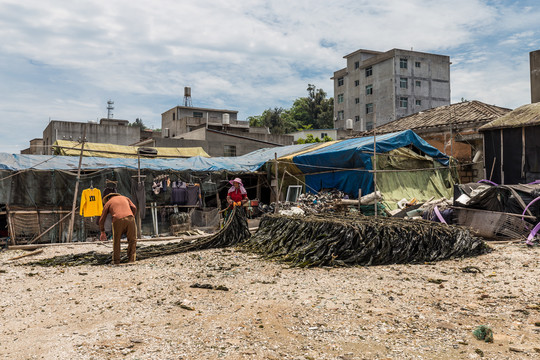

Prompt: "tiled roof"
[479,102,540,130]
[372,101,511,135]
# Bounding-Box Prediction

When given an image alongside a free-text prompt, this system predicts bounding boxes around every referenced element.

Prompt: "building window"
[365,66,372,77]
[337,94,344,103]
[354,61,360,69]
[193,111,203,118]
[400,78,408,89]
[415,61,421,68]
[354,80,360,87]
[366,103,373,114]
[223,145,236,157]
[338,77,344,86]
[416,100,422,106]
[415,80,421,87]
[365,84,373,95]
[400,58,408,69]
[355,115,360,122]
[366,121,373,130]
[320,132,327,138]
[400,97,408,108]
[355,97,360,104]
[337,110,344,120]
[172,113,175,120]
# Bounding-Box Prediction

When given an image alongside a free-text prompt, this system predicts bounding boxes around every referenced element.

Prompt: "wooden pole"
[67,125,86,242]
[500,129,504,184]
[29,210,75,244]
[6,207,16,245]
[373,113,377,218]
[274,153,279,214]
[136,152,142,238]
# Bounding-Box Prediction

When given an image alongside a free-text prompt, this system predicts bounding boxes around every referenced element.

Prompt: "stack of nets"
[243,214,489,267]
[28,206,251,266]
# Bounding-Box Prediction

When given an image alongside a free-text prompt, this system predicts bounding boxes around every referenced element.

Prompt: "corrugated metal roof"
[373,101,511,135]
[478,102,540,131]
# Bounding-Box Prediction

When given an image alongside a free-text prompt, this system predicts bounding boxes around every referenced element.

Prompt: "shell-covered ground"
[1,240,540,359]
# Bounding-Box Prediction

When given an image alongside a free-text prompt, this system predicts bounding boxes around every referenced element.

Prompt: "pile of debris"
[244,213,489,267]
[258,190,384,216]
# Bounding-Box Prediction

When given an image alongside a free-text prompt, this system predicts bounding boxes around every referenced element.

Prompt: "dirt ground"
[1,239,540,360]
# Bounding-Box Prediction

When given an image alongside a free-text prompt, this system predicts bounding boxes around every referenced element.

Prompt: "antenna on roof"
[107,100,114,119]
[183,87,192,107]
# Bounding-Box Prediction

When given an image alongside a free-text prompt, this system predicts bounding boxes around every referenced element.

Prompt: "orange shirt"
[99,195,137,232]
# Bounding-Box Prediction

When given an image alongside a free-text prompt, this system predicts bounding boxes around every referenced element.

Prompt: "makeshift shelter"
[479,102,540,184]
[273,130,455,208]
[0,130,454,244]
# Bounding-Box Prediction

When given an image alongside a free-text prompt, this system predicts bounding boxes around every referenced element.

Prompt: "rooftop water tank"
[345,118,353,130]
[222,113,230,125]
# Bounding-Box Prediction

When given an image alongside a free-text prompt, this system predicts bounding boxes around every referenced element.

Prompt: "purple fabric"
[434,206,447,224]
[477,179,498,186]
[526,222,540,245]
[521,196,540,227]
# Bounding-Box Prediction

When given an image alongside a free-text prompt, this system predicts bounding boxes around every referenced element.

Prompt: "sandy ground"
[1,239,540,360]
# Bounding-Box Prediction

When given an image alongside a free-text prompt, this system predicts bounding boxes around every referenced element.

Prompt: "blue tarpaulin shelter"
[291,130,450,197]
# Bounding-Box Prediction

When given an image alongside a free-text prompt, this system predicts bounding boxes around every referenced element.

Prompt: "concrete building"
[333,48,451,131]
[20,138,46,155]
[531,50,540,103]
[41,119,142,155]
[159,105,294,156]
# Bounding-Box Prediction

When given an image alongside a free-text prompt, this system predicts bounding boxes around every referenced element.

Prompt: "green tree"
[285,84,334,130]
[248,84,334,134]
[297,133,333,144]
[250,107,298,135]
[130,118,147,130]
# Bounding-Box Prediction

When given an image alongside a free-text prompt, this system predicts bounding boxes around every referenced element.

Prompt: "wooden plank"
[8,249,43,261]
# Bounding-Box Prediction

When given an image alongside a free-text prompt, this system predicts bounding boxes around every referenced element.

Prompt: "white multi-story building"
[333,48,450,131]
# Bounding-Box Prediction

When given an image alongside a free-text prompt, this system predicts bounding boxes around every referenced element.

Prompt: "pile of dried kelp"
[243,214,489,267]
[28,206,251,266]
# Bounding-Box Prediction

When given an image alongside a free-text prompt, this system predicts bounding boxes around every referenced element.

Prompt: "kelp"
[27,206,250,266]
[243,214,489,267]
[27,210,489,268]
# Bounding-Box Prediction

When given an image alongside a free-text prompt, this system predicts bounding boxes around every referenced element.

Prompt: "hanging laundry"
[186,184,201,206]
[80,188,103,217]
[171,180,187,205]
[131,179,147,219]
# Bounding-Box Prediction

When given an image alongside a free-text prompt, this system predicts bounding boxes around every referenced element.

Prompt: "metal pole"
[67,125,86,242]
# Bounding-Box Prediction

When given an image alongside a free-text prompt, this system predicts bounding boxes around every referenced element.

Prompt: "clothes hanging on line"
[80,188,103,217]
[131,179,147,219]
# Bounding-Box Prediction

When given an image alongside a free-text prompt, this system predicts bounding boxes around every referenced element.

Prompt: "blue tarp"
[0,130,449,198]
[0,143,317,173]
[292,130,449,197]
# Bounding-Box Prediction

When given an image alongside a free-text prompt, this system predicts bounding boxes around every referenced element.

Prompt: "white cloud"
[0,0,539,152]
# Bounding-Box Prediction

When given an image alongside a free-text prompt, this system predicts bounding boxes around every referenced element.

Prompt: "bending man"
[99,193,137,264]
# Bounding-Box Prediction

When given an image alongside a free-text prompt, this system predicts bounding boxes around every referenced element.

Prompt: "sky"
[0,0,538,153]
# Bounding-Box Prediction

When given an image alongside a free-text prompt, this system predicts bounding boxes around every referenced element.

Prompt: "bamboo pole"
[67,126,86,243]
[274,153,279,214]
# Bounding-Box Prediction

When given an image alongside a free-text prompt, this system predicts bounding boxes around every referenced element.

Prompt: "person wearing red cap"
[227,177,248,207]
